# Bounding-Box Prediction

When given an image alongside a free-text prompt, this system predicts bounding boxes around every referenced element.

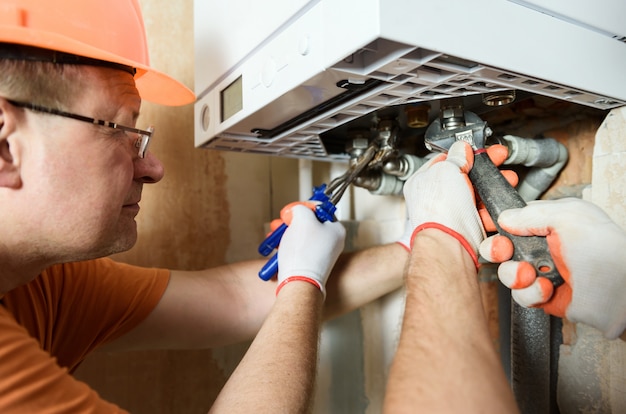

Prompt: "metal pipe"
[358,172,404,196]
[510,305,556,413]
[500,135,569,202]
[352,154,427,195]
[496,134,566,414]
[382,154,426,181]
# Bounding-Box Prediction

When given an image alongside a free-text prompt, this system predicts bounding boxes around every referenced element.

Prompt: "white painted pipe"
[298,159,313,201]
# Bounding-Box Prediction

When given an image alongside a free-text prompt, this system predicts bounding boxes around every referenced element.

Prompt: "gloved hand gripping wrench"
[424,109,564,288]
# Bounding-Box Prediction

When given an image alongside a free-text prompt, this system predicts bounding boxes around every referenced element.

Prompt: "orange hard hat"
[0,0,195,106]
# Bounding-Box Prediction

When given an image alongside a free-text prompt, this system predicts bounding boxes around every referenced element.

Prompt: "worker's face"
[14,66,164,261]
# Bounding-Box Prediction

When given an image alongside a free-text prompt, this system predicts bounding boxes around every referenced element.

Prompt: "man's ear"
[0,98,22,189]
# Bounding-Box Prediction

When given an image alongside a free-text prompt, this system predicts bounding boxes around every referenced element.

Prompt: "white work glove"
[479,198,626,339]
[276,204,346,299]
[403,141,485,267]
[395,216,413,252]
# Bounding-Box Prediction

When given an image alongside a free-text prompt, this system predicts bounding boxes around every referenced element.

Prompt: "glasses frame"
[6,99,153,158]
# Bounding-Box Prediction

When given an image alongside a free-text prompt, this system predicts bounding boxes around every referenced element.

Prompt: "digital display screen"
[221,76,243,122]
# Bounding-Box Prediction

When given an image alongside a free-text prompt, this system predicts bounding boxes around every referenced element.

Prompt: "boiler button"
[200,103,210,131]
[298,34,311,56]
[261,57,277,88]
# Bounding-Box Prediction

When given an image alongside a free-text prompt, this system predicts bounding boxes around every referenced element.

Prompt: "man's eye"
[124,130,140,140]
[100,126,123,137]
[112,129,132,139]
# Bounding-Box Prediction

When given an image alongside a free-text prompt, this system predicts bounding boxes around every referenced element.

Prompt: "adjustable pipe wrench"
[424,108,564,288]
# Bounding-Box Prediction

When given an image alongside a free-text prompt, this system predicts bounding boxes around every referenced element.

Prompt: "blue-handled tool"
[258,185,337,280]
[258,185,337,257]
[257,145,377,281]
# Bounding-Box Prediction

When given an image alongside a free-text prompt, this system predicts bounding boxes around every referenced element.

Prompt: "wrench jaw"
[424,110,493,152]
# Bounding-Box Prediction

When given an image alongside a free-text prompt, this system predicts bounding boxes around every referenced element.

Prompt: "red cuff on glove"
[276,276,325,299]
[395,240,411,253]
[411,223,480,269]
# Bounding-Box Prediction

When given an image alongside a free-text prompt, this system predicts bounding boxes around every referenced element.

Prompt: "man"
[0,1,406,412]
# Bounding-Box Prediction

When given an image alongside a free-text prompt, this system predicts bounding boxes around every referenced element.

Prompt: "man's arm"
[204,203,342,413]
[384,229,518,413]
[101,242,407,351]
[208,281,323,413]
[385,141,519,413]
[324,242,407,320]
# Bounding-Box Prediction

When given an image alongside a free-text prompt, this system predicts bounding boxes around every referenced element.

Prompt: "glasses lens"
[136,126,154,158]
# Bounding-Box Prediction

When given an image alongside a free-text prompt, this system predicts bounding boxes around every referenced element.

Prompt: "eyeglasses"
[6,99,154,158]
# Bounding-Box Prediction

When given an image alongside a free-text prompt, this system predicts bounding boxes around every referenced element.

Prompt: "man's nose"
[134,151,165,183]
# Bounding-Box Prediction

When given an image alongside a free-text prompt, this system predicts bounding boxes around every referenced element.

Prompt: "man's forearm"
[112,243,407,352]
[384,229,519,413]
[324,242,407,320]
[209,281,323,413]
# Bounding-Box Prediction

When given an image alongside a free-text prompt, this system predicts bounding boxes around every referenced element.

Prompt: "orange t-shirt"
[0,257,170,413]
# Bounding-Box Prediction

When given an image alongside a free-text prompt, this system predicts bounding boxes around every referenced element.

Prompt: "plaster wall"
[555,107,626,414]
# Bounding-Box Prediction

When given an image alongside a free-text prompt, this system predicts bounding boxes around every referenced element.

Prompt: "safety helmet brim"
[0,2,196,106]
